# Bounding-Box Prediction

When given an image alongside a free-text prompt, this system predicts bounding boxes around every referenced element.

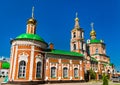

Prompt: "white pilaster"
[9,46,14,80]
[29,46,34,80]
[12,45,18,80]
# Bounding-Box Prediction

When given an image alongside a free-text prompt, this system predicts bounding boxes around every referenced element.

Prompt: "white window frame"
[74,68,79,78]
[63,67,68,78]
[18,60,26,78]
[36,62,42,78]
[51,67,56,78]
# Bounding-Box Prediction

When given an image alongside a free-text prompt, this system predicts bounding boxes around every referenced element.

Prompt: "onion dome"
[27,18,37,25]
[90,22,96,36]
[75,17,79,21]
[90,29,96,36]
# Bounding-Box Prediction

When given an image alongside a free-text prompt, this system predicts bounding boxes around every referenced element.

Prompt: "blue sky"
[0,0,120,71]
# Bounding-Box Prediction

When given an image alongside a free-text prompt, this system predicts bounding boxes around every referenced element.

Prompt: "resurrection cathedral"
[8,8,114,84]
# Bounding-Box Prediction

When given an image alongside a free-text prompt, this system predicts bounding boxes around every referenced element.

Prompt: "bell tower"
[70,13,86,54]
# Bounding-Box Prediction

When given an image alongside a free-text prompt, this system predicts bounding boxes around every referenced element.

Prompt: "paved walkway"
[0,78,120,85]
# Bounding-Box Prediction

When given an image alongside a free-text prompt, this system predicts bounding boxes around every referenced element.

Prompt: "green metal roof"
[16,33,46,43]
[90,39,101,44]
[48,49,83,57]
[91,57,98,62]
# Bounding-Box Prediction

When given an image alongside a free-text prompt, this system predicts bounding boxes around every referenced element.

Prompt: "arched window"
[36,62,42,78]
[63,67,68,78]
[51,67,56,78]
[18,61,26,78]
[74,68,78,78]
[73,44,76,50]
[96,48,98,54]
[73,32,76,38]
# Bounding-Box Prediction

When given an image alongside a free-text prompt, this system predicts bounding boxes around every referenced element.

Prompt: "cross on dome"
[32,6,34,18]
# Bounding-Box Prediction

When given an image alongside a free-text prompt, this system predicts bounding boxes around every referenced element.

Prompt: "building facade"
[8,8,85,83]
[8,8,114,84]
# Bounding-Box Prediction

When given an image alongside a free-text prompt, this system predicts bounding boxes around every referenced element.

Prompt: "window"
[96,48,98,54]
[73,44,76,50]
[18,61,26,78]
[51,67,56,78]
[74,68,78,78]
[63,67,68,78]
[73,32,76,38]
[2,72,4,74]
[36,62,42,78]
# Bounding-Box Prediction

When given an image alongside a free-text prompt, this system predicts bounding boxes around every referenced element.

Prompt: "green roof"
[91,57,98,62]
[2,62,10,69]
[90,39,101,44]
[16,33,46,43]
[48,49,83,57]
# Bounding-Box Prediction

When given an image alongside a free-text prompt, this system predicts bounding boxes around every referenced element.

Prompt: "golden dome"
[90,29,96,36]
[27,18,37,25]
[75,17,79,21]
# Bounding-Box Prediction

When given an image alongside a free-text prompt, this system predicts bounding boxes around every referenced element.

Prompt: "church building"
[8,7,114,84]
[8,7,85,84]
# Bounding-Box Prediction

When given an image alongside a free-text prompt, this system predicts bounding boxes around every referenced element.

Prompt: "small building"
[0,56,10,77]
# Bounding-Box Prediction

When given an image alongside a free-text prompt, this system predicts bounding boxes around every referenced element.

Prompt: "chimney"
[49,43,54,50]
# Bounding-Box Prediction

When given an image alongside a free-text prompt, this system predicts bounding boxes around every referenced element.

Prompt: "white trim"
[50,63,57,79]
[12,45,18,80]
[17,60,27,78]
[29,46,34,81]
[9,46,14,80]
[35,55,43,79]
[18,52,28,63]
[62,67,69,78]
[12,40,47,49]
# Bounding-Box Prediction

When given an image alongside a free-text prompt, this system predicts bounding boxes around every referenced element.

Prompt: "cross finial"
[32,6,34,18]
[76,12,78,18]
[91,22,94,30]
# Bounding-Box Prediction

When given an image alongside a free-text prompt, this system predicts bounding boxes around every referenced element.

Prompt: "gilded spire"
[74,12,80,28]
[90,22,96,38]
[27,6,37,25]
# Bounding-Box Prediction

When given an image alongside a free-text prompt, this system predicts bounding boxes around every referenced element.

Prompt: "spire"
[91,22,94,31]
[74,12,80,28]
[90,22,96,39]
[26,6,37,34]
[32,6,34,18]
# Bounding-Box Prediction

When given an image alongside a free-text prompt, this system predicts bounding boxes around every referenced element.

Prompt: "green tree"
[102,73,108,85]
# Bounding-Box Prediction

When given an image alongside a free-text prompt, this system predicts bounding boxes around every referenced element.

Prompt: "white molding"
[45,77,48,80]
[58,77,61,80]
[18,52,28,63]
[80,76,83,80]
[12,45,18,80]
[9,46,14,79]
[35,54,42,63]
[12,40,47,49]
[70,76,72,80]
[29,46,34,81]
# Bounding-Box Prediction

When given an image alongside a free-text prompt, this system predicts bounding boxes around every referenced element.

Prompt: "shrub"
[102,74,108,85]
